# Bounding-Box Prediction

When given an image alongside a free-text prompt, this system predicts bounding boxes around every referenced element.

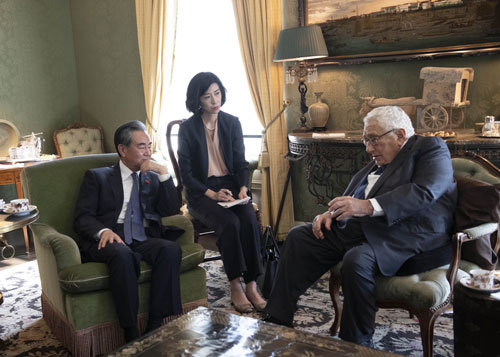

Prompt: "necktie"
[351,165,387,199]
[124,173,147,244]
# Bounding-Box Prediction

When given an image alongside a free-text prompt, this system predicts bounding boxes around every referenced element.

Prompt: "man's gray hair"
[363,106,415,138]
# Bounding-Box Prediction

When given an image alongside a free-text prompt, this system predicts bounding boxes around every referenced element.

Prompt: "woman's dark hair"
[185,72,227,114]
[114,120,147,156]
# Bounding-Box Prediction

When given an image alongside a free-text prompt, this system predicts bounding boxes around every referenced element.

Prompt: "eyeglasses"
[363,129,395,146]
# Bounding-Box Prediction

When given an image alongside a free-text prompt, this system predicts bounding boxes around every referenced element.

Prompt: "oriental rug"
[0,258,454,356]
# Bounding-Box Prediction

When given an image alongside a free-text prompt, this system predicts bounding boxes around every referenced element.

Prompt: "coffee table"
[0,209,39,259]
[108,307,399,356]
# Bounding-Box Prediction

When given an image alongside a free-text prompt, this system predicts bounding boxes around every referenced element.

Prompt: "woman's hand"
[206,188,235,202]
[238,186,249,200]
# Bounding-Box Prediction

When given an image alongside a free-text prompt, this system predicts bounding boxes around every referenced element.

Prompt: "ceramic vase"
[308,92,329,129]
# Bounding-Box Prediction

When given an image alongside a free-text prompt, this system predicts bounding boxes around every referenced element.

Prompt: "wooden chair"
[53,123,104,158]
[166,120,261,261]
[328,151,500,357]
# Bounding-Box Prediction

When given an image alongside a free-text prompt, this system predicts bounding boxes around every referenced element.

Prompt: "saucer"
[2,205,37,216]
[460,277,500,294]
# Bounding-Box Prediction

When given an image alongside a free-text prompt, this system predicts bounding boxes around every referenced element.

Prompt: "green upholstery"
[329,152,500,357]
[22,154,207,357]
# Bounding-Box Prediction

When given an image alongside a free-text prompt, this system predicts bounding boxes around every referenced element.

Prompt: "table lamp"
[273,25,328,131]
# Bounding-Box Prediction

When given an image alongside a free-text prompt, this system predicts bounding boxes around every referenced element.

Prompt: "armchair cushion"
[331,262,468,310]
[454,176,500,269]
[454,176,500,230]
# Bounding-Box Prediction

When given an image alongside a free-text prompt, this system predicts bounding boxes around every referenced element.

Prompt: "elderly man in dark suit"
[74,120,182,342]
[264,106,457,347]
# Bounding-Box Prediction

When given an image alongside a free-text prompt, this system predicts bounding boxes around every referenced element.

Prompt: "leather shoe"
[250,300,267,312]
[124,326,139,342]
[231,301,254,313]
[262,314,293,328]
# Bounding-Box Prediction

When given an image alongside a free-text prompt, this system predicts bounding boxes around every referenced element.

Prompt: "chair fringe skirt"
[41,292,208,357]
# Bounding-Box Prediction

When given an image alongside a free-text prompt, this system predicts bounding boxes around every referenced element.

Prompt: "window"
[159,0,262,161]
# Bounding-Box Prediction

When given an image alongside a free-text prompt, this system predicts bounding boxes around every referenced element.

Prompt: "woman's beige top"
[204,119,229,177]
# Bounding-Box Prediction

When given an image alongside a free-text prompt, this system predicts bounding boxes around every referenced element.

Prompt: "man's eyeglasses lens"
[363,129,394,146]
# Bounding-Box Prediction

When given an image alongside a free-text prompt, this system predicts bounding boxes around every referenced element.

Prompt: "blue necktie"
[352,165,386,199]
[124,173,147,244]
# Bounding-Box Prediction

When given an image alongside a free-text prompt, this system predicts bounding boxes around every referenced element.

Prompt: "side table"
[0,210,39,259]
[453,282,500,357]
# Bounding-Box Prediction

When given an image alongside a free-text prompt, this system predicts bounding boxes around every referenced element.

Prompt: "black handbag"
[259,225,280,299]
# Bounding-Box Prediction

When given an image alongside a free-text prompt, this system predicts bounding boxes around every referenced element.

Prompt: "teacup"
[470,269,495,289]
[9,198,30,212]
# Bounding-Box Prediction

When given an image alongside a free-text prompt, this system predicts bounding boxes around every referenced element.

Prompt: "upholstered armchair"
[53,123,104,158]
[21,154,207,357]
[328,151,500,357]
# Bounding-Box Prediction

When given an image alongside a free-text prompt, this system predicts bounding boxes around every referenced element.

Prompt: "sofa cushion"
[59,242,205,293]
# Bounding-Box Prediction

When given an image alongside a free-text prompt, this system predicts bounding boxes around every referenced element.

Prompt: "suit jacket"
[73,163,182,252]
[177,111,249,202]
[341,135,457,276]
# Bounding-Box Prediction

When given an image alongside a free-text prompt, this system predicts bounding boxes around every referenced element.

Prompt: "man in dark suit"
[264,106,457,347]
[74,120,182,342]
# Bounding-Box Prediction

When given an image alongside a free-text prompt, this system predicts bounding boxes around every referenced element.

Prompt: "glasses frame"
[363,129,395,146]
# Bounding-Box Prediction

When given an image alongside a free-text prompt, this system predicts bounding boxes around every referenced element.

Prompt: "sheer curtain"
[135,0,177,152]
[232,0,294,240]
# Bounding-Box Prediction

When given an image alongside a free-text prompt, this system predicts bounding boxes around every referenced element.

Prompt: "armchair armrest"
[161,214,206,268]
[448,222,499,288]
[162,214,194,246]
[31,223,82,271]
[460,223,498,242]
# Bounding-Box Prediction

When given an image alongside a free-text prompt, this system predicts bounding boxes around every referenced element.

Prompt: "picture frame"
[298,0,500,64]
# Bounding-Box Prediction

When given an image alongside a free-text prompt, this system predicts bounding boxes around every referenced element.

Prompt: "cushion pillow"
[454,176,500,269]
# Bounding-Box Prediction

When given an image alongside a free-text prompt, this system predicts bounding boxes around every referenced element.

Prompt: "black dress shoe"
[262,314,293,328]
[145,317,163,334]
[124,326,139,342]
[358,338,375,349]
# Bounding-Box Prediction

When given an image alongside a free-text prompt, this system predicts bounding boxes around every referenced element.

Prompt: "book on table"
[217,197,250,208]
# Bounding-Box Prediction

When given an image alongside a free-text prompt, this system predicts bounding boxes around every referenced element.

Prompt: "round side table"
[453,282,500,357]
[0,209,39,259]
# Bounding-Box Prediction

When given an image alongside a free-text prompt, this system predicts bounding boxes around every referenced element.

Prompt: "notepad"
[217,197,251,208]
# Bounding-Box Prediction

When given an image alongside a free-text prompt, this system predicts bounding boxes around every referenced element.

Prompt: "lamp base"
[311,126,327,132]
[292,127,311,133]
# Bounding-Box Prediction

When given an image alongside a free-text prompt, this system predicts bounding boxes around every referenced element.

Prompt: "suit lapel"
[217,112,229,163]
[110,164,123,221]
[345,162,376,196]
[366,135,417,199]
[195,115,209,179]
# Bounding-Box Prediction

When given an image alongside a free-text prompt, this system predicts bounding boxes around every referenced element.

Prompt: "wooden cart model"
[360,67,474,131]
[415,67,474,130]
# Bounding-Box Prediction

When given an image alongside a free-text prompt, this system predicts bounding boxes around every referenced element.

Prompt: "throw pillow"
[454,176,500,270]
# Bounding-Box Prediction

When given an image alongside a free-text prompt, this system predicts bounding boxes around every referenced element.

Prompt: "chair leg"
[414,310,440,357]
[328,272,342,336]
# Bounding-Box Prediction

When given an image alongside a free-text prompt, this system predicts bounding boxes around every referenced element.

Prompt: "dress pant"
[264,222,379,345]
[188,175,262,282]
[85,237,182,328]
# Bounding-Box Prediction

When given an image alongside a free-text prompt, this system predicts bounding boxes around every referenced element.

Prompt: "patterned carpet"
[0,257,454,356]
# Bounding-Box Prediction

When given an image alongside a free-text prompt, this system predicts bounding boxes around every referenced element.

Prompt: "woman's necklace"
[202,117,217,131]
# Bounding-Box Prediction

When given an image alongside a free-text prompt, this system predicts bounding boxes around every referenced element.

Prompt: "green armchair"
[328,151,500,357]
[22,153,207,357]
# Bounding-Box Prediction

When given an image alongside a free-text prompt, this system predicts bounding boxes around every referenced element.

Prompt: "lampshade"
[274,25,328,62]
